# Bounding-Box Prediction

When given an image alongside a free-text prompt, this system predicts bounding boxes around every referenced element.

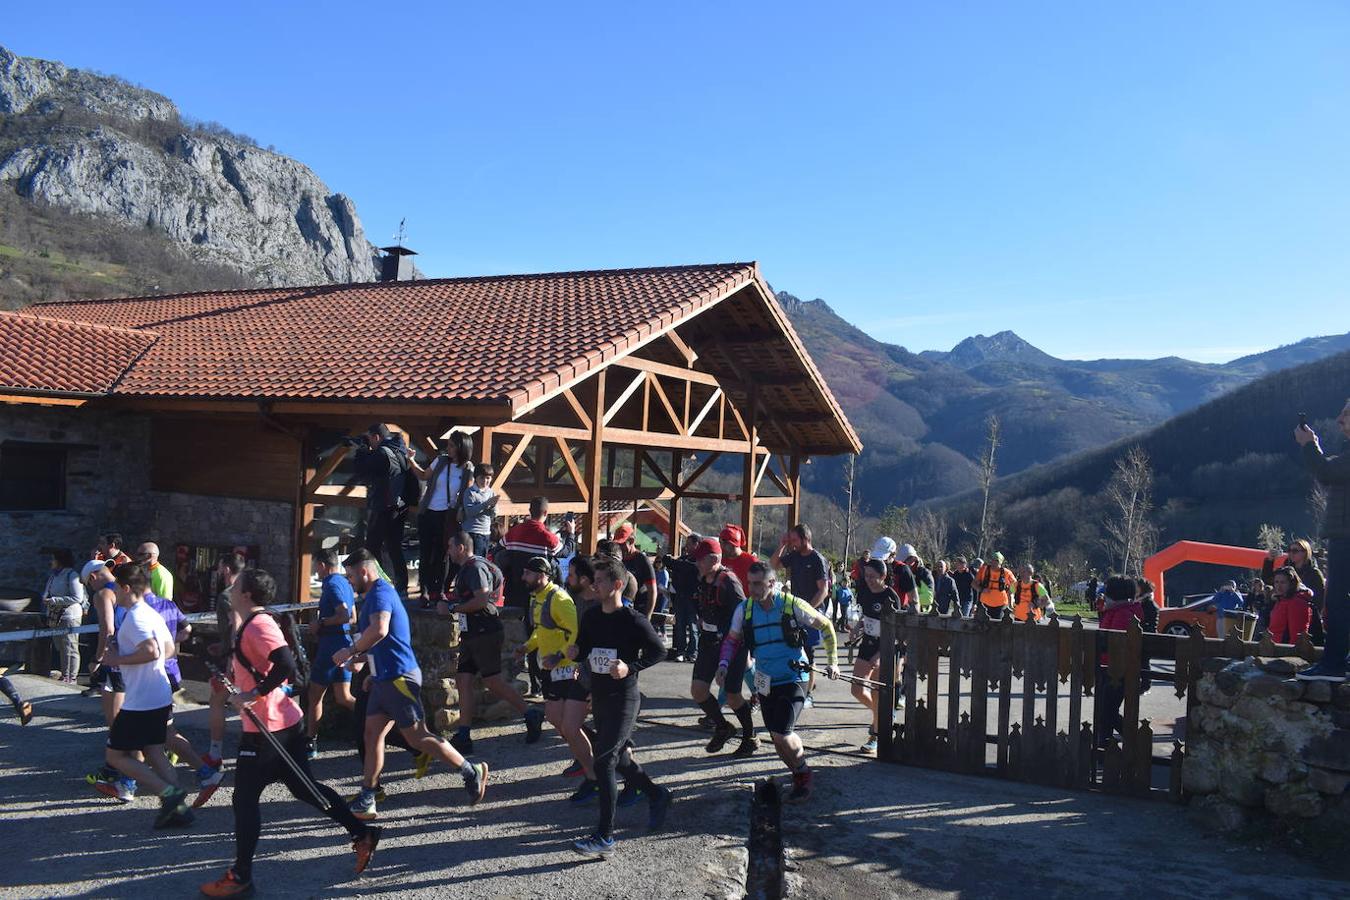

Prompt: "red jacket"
[503,519,560,556]
[1268,590,1314,645]
[1098,601,1142,664]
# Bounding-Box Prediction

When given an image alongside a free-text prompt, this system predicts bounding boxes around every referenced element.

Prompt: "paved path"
[0,665,1341,898]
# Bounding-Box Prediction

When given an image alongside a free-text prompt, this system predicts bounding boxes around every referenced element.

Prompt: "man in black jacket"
[350,425,411,597]
[664,534,702,662]
[1295,399,1350,683]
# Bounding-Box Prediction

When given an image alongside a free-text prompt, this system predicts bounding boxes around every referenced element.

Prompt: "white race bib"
[754,668,772,696]
[701,620,720,633]
[551,664,578,682]
[863,617,881,637]
[588,648,617,675]
[456,613,469,632]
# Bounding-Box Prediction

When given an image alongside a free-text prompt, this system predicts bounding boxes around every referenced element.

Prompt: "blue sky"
[7,2,1350,361]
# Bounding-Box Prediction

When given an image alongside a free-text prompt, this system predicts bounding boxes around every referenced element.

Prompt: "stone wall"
[1185,656,1350,834]
[407,608,530,731]
[143,490,294,599]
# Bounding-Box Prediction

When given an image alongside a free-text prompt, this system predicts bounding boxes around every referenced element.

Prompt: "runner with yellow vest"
[1012,563,1049,623]
[976,553,1016,621]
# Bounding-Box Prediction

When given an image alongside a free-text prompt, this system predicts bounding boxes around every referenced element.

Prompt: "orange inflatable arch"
[1143,540,1284,605]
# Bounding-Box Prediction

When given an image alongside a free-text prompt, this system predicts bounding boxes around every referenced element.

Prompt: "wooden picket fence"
[874,607,1323,801]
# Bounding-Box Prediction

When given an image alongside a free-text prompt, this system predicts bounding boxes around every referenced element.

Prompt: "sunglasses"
[1288,548,1306,554]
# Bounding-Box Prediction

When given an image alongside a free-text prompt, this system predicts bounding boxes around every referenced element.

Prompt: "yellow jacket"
[523,582,577,664]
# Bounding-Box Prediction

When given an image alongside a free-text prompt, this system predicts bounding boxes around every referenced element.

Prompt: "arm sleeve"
[1308,567,1326,604]
[1303,442,1350,484]
[792,598,837,666]
[463,489,495,519]
[718,602,748,668]
[254,645,297,695]
[631,613,666,671]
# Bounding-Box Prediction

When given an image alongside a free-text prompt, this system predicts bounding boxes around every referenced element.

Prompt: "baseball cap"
[525,556,552,574]
[80,559,107,582]
[693,537,722,561]
[898,543,917,562]
[719,525,746,549]
[871,536,897,559]
[613,523,635,544]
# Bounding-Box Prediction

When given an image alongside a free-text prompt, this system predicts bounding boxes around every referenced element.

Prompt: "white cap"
[898,543,918,561]
[872,536,897,559]
[80,559,107,582]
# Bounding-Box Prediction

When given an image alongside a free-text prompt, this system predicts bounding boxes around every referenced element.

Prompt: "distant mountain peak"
[941,330,1062,370]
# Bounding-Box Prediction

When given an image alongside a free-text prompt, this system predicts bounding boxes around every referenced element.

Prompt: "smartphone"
[564,512,575,523]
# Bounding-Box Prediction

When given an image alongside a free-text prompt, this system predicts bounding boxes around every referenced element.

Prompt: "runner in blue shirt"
[307,548,358,759]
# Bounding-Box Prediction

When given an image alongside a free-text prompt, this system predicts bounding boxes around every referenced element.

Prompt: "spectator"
[614,523,658,620]
[950,557,976,617]
[718,525,757,591]
[976,553,1016,620]
[654,555,671,637]
[1084,574,1099,606]
[1011,563,1048,623]
[595,539,639,604]
[461,463,498,558]
[502,497,563,609]
[1136,578,1159,633]
[1095,575,1142,748]
[1295,401,1350,682]
[769,524,830,707]
[1268,565,1315,645]
[832,566,855,629]
[135,542,174,603]
[933,560,960,617]
[899,545,934,612]
[1264,539,1326,644]
[1247,577,1274,639]
[664,534,702,662]
[487,522,505,563]
[1211,580,1246,638]
[95,532,131,567]
[349,424,412,597]
[43,549,86,684]
[408,431,474,605]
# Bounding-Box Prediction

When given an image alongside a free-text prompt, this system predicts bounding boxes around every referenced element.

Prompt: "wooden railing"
[875,607,1322,801]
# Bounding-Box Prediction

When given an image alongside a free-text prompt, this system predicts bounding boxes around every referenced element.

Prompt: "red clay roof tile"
[0,311,158,396]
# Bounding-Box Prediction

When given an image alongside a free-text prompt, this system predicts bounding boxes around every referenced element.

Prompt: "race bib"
[588,648,617,675]
[754,668,772,696]
[863,617,881,637]
[456,613,469,632]
[551,664,578,682]
[701,620,720,633]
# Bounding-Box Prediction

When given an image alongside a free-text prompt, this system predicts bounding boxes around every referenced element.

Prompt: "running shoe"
[414,752,433,779]
[202,753,224,771]
[568,779,599,804]
[524,707,545,744]
[154,787,194,829]
[353,824,382,874]
[571,834,615,858]
[696,714,716,730]
[860,735,878,755]
[616,782,643,808]
[1294,662,1347,683]
[194,764,226,808]
[199,868,255,898]
[18,702,33,726]
[449,731,474,754]
[464,761,489,805]
[306,738,319,761]
[786,768,814,803]
[344,786,387,804]
[802,693,815,710]
[350,790,379,821]
[705,721,735,754]
[731,737,759,758]
[167,751,181,768]
[647,786,673,830]
[561,759,585,778]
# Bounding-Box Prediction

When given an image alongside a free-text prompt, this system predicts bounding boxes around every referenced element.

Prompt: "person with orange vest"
[1012,564,1049,623]
[976,552,1016,620]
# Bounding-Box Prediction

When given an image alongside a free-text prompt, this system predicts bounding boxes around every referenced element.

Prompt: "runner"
[613,524,658,620]
[199,568,379,898]
[98,563,194,829]
[82,560,136,800]
[1012,564,1049,623]
[335,548,488,821]
[976,552,1016,620]
[849,559,901,754]
[717,561,839,801]
[718,524,757,591]
[514,556,597,801]
[0,673,32,725]
[567,556,672,857]
[689,537,757,757]
[444,532,544,754]
[307,548,357,759]
[770,525,830,707]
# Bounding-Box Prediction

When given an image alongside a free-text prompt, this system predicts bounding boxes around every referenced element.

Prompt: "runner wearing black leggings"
[567,556,672,857]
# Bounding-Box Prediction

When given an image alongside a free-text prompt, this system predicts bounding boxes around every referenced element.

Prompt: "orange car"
[1156,595,1257,638]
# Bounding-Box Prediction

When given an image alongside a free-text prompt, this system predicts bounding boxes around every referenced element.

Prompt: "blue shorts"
[311,637,354,686]
[367,676,424,729]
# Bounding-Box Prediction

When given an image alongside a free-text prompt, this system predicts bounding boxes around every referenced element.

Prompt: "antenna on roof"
[394,218,407,246]
[378,218,417,282]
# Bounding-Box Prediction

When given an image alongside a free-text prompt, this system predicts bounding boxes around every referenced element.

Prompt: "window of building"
[0,441,67,510]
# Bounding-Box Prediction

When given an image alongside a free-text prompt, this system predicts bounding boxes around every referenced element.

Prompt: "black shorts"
[858,636,881,663]
[759,682,806,736]
[542,668,589,702]
[91,666,125,694]
[107,705,172,751]
[693,633,747,689]
[458,631,504,677]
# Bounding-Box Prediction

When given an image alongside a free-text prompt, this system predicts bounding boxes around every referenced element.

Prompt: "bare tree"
[1309,483,1328,543]
[1102,445,1155,576]
[842,454,858,564]
[977,414,1001,558]
[1256,523,1286,556]
[910,508,950,564]
[1019,532,1038,568]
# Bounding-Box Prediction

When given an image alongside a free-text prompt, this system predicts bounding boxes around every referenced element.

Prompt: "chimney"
[378,245,417,282]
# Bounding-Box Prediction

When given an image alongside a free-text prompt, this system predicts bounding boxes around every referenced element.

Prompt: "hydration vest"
[741,591,805,653]
[1013,579,1044,622]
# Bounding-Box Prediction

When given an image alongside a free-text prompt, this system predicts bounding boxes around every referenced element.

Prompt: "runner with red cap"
[688,538,757,757]
[718,525,758,592]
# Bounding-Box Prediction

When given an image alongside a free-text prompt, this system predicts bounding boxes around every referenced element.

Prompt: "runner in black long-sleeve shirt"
[567,556,673,857]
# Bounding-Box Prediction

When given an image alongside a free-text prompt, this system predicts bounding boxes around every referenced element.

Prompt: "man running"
[567,556,672,857]
[336,549,488,821]
[200,568,378,898]
[98,563,194,829]
[307,548,357,759]
[976,553,1016,620]
[717,562,839,800]
[515,556,596,801]
[770,525,830,707]
[444,532,544,753]
[849,559,901,754]
[689,537,757,757]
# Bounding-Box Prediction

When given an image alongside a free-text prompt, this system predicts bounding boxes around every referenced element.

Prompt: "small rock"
[1183,745,1221,794]
[1334,684,1350,711]
[1303,730,1350,773]
[1255,657,1300,677]
[433,707,460,733]
[1196,677,1235,709]
[1243,673,1304,702]
[1221,774,1267,808]
[1264,782,1325,818]
[1306,766,1350,795]
[1303,681,1334,703]
[1190,795,1250,832]
[1258,752,1293,784]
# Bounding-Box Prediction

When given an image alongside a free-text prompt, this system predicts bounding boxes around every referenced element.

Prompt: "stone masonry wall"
[143,491,294,600]
[1185,656,1350,834]
[408,608,530,731]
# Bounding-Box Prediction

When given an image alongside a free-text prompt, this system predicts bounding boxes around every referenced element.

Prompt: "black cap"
[525,556,552,574]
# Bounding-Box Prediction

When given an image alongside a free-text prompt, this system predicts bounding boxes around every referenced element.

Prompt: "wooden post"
[582,370,607,554]
[740,387,758,549]
[786,452,802,527]
[668,451,682,552]
[293,429,316,604]
[877,602,898,760]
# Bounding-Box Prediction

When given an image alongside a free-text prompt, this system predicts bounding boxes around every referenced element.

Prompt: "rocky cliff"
[0,45,380,287]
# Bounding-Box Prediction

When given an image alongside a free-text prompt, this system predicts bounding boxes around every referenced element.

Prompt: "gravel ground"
[0,665,1343,899]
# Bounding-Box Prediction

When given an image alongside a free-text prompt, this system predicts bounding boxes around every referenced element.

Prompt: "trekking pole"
[789,660,885,690]
[205,662,332,812]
